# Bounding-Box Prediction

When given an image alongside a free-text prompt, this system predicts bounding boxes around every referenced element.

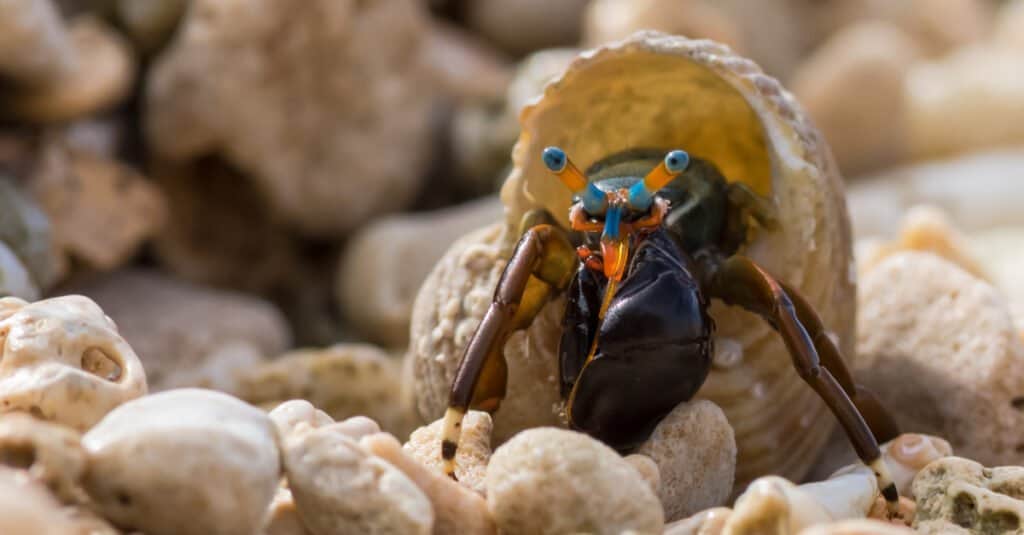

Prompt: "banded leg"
[441,223,576,478]
[708,256,900,513]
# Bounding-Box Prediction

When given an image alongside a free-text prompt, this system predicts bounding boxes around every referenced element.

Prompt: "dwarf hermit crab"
[409,31,899,511]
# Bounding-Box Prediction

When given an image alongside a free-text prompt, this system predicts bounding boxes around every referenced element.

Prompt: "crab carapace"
[440,146,903,511]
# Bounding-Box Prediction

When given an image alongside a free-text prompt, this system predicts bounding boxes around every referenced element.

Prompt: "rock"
[847,150,1024,237]
[790,21,920,176]
[636,400,736,521]
[362,432,496,535]
[582,0,743,51]
[338,196,502,347]
[664,507,732,535]
[857,205,988,280]
[5,16,135,123]
[263,486,310,535]
[0,0,74,86]
[0,179,58,291]
[799,519,917,535]
[857,252,1024,466]
[625,454,662,497]
[267,400,335,440]
[423,20,511,102]
[82,388,281,535]
[994,0,1024,50]
[115,0,187,52]
[486,428,664,535]
[464,0,588,56]
[146,0,438,236]
[409,223,566,443]
[29,135,167,271]
[905,45,1024,160]
[0,242,39,301]
[882,433,953,498]
[969,226,1024,315]
[723,466,879,534]
[236,344,413,437]
[0,295,147,431]
[0,466,77,535]
[69,269,291,392]
[281,426,433,535]
[0,413,86,504]
[912,457,1024,534]
[404,410,492,496]
[151,158,303,294]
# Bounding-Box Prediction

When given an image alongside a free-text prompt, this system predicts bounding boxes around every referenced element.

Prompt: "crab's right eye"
[664,150,689,173]
[543,147,567,172]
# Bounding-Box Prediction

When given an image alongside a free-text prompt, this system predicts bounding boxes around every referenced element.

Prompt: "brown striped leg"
[442,224,575,478]
[709,255,900,513]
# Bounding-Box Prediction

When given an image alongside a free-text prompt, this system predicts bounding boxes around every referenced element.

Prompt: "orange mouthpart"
[600,238,629,281]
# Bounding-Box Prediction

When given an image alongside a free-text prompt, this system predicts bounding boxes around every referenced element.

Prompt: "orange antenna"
[542,146,588,192]
[642,150,690,192]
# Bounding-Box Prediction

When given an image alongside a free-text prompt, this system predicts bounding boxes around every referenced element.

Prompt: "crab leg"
[708,256,901,514]
[442,223,575,478]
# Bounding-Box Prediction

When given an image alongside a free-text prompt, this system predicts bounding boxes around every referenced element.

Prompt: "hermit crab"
[409,31,898,509]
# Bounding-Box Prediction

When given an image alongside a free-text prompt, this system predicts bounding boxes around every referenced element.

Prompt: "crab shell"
[409,31,855,490]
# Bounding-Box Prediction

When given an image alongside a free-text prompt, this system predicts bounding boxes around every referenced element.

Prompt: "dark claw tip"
[441,440,457,460]
[882,483,899,503]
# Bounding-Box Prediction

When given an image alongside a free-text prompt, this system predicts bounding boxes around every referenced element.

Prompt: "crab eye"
[664,150,689,173]
[542,147,567,172]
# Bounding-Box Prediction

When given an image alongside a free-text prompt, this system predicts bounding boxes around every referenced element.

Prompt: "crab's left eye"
[664,150,689,173]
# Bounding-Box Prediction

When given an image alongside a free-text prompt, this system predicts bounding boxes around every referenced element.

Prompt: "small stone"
[338,197,502,347]
[5,16,136,123]
[0,0,74,86]
[238,344,412,437]
[856,252,1024,466]
[0,295,147,431]
[0,466,77,535]
[790,21,920,176]
[464,0,588,56]
[282,426,433,535]
[404,410,492,496]
[0,241,39,301]
[69,269,291,392]
[582,0,743,51]
[994,0,1024,50]
[912,456,1024,534]
[799,519,917,535]
[362,432,496,535]
[29,135,167,271]
[146,0,438,236]
[486,428,664,535]
[664,507,732,535]
[82,389,281,535]
[636,400,736,521]
[423,20,511,102]
[263,486,310,535]
[115,0,187,52]
[268,400,335,440]
[905,45,1024,160]
[0,179,58,291]
[0,413,86,504]
[625,454,662,497]
[881,433,953,498]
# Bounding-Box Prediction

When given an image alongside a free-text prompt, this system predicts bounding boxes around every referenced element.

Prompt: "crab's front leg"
[442,222,576,478]
[707,255,903,516]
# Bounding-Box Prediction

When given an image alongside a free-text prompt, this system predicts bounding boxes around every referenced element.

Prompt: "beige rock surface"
[0,179,58,291]
[664,507,732,535]
[29,136,167,271]
[857,252,1024,466]
[0,242,38,301]
[362,432,496,535]
[115,0,187,52]
[146,0,438,236]
[636,400,736,521]
[281,426,433,535]
[798,519,916,535]
[913,456,1024,534]
[995,0,1024,50]
[486,428,664,535]
[464,0,588,56]
[267,400,335,440]
[6,16,135,123]
[790,21,920,176]
[404,410,492,496]
[0,295,147,431]
[82,388,280,535]
[582,0,743,51]
[0,0,74,86]
[338,196,502,347]
[0,466,77,535]
[263,486,310,535]
[0,413,86,504]
[70,269,290,393]
[237,344,413,436]
[625,454,662,497]
[423,20,511,102]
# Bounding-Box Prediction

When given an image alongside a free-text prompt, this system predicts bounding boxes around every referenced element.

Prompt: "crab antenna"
[543,146,607,213]
[630,149,689,210]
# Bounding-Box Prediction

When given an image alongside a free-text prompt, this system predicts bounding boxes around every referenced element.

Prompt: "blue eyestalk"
[542,147,567,172]
[664,150,689,173]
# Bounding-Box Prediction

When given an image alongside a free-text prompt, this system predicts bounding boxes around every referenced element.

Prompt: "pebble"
[486,428,664,535]
[857,252,1024,466]
[463,0,588,56]
[337,196,502,348]
[362,432,496,535]
[0,295,147,431]
[82,389,281,535]
[0,178,58,292]
[0,0,74,86]
[404,410,493,496]
[799,519,917,535]
[146,0,438,236]
[281,425,433,535]
[636,400,737,521]
[0,413,86,504]
[625,454,662,497]
[582,0,743,51]
[70,269,291,393]
[236,344,413,437]
[0,466,77,535]
[0,241,38,300]
[263,486,310,535]
[913,456,1024,534]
